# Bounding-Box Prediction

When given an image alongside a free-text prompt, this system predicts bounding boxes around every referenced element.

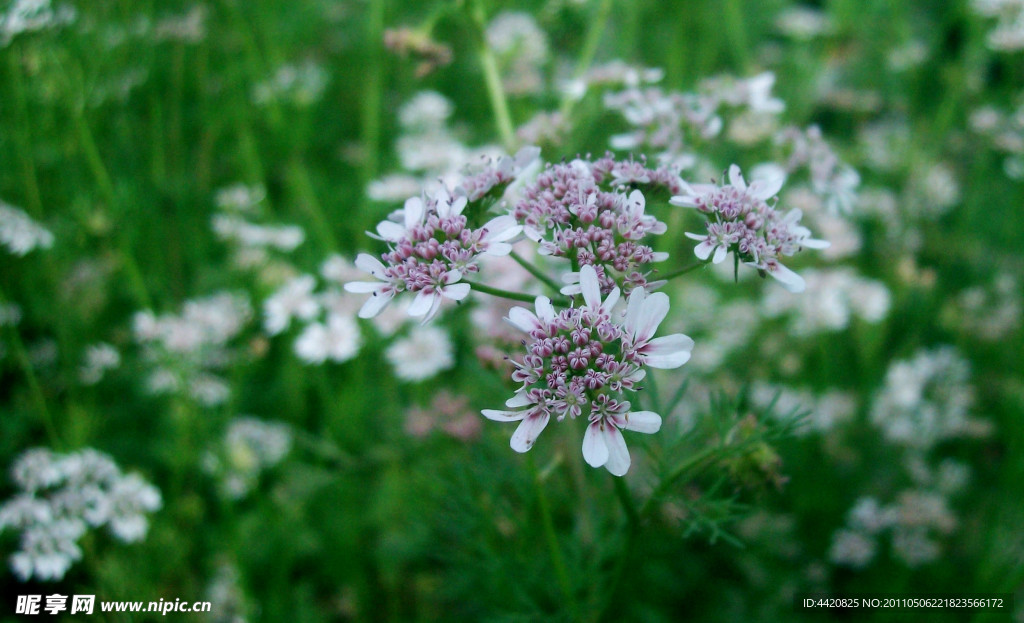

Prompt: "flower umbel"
[482,265,694,476]
[670,164,828,292]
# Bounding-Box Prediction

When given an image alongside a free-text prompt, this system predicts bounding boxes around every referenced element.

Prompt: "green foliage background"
[1,0,1023,621]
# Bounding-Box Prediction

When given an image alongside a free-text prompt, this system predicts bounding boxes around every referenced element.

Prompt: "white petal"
[484,242,513,256]
[684,231,706,241]
[407,290,435,317]
[579,265,601,308]
[643,334,694,368]
[712,244,728,264]
[602,286,621,314]
[355,253,387,278]
[482,409,526,422]
[358,291,393,319]
[728,164,745,190]
[442,282,471,301]
[344,281,384,294]
[403,196,424,229]
[635,292,670,342]
[510,412,550,452]
[507,306,540,332]
[376,221,406,242]
[769,263,806,293]
[622,410,662,434]
[801,237,831,249]
[694,240,714,261]
[749,174,784,201]
[506,392,532,408]
[624,287,646,334]
[603,426,631,476]
[582,422,609,468]
[535,296,555,322]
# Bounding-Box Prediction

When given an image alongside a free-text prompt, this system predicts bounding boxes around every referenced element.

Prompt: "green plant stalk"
[559,0,613,117]
[361,0,385,184]
[468,0,516,150]
[287,158,339,252]
[7,50,44,218]
[528,455,577,617]
[466,280,564,305]
[1,291,60,449]
[659,259,708,282]
[722,0,751,73]
[510,250,563,294]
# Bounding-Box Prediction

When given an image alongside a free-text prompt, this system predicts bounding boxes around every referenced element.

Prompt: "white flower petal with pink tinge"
[619,410,662,434]
[481,409,526,422]
[510,412,550,452]
[642,334,694,368]
[582,422,609,468]
[762,262,806,293]
[579,265,602,308]
[357,291,394,319]
[603,426,631,476]
[442,283,471,301]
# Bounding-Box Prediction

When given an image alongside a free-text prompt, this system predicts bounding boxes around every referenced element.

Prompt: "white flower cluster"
[133,292,252,406]
[0,200,54,256]
[749,382,857,435]
[252,60,329,108]
[0,0,76,47]
[385,325,455,382]
[970,100,1024,179]
[486,11,549,96]
[203,417,292,500]
[830,490,959,569]
[0,448,161,581]
[870,347,989,449]
[761,268,891,335]
[78,342,121,385]
[973,0,1024,51]
[943,272,1021,340]
[212,184,304,257]
[263,258,364,366]
[603,71,784,170]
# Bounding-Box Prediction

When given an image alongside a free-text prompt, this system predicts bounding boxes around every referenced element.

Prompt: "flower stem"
[0,290,60,449]
[465,281,536,303]
[527,455,576,617]
[466,281,571,307]
[658,260,708,282]
[467,0,516,150]
[510,251,563,294]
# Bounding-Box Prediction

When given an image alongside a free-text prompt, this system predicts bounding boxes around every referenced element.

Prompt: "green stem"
[510,251,563,294]
[361,0,386,184]
[7,50,44,218]
[658,260,708,282]
[467,0,515,150]
[1,291,60,449]
[528,455,576,617]
[612,477,639,526]
[467,280,571,307]
[558,0,613,117]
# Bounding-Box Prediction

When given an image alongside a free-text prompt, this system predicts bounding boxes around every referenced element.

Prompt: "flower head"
[483,265,693,476]
[346,187,522,323]
[671,164,828,292]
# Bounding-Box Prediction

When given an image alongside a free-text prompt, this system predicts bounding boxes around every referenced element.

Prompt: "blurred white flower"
[79,342,121,385]
[0,200,54,256]
[385,325,454,381]
[0,448,161,581]
[264,275,320,335]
